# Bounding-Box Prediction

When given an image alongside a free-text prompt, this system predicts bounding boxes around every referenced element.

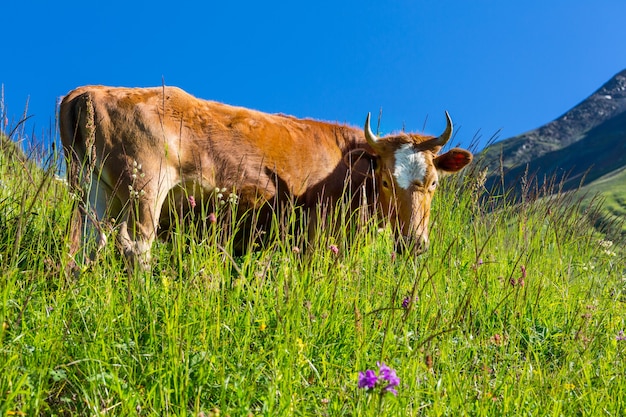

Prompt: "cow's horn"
[432,111,453,148]
[364,112,379,147]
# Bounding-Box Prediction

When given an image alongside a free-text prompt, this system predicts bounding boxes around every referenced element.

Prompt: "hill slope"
[481,69,626,179]
[578,166,626,236]
[483,70,626,174]
[478,69,626,238]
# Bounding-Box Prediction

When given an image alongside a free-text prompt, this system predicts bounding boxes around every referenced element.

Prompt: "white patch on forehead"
[393,144,428,190]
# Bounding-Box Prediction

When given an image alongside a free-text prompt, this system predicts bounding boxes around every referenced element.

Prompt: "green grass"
[578,167,626,237]
[1,130,625,416]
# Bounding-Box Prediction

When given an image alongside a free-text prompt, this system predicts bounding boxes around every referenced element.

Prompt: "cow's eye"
[382,179,390,189]
[430,180,438,189]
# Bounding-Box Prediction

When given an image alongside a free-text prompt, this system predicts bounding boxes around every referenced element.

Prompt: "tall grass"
[1,122,624,416]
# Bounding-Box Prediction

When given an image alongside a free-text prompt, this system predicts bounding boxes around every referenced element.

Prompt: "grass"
[1,124,625,416]
[578,167,626,237]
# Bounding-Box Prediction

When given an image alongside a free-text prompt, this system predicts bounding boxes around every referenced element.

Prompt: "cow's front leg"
[115,189,162,272]
[116,220,154,272]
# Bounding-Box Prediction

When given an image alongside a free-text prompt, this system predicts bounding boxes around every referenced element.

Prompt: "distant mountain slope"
[480,69,626,193]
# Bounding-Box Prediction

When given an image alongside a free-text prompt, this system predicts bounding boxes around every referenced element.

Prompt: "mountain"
[480,69,626,189]
[478,69,626,236]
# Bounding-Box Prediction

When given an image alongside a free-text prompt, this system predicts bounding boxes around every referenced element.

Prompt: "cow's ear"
[434,148,473,175]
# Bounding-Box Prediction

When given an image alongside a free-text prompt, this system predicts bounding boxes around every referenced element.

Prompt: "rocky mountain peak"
[482,69,626,170]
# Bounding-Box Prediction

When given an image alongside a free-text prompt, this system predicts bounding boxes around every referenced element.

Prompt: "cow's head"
[364,112,472,254]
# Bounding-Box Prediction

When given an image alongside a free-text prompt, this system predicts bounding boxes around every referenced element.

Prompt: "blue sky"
[2,0,626,151]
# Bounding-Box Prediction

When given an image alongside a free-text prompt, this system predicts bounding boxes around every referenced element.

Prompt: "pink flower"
[188,195,197,209]
[329,244,339,255]
[207,212,217,223]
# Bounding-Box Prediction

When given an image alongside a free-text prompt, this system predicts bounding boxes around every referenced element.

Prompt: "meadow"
[0,126,625,416]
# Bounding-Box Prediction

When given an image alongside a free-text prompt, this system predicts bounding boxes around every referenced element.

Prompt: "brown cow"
[60,86,472,270]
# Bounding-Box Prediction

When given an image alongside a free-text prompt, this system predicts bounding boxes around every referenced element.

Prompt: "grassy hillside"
[578,167,626,237]
[1,134,625,416]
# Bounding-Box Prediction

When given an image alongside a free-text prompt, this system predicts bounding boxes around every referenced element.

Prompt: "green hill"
[579,166,626,236]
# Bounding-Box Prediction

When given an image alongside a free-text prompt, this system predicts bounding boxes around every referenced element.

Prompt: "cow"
[60,85,473,271]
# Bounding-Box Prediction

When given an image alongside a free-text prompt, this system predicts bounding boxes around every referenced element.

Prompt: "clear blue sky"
[2,0,626,151]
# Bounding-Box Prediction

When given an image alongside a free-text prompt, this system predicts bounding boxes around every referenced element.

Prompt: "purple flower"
[358,362,400,396]
[358,369,378,389]
[377,362,400,395]
[617,330,626,341]
[402,295,418,310]
[329,244,339,255]
[188,195,197,209]
[520,265,527,279]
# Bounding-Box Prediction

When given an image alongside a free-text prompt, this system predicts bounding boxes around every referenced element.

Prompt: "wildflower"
[329,244,339,255]
[292,246,301,254]
[296,338,307,366]
[131,160,144,179]
[402,295,418,310]
[617,330,626,341]
[357,362,400,396]
[127,185,144,199]
[161,276,170,292]
[207,213,217,223]
[188,195,197,209]
[491,333,504,345]
[358,369,378,389]
[509,266,526,287]
[378,362,400,395]
[477,258,484,267]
